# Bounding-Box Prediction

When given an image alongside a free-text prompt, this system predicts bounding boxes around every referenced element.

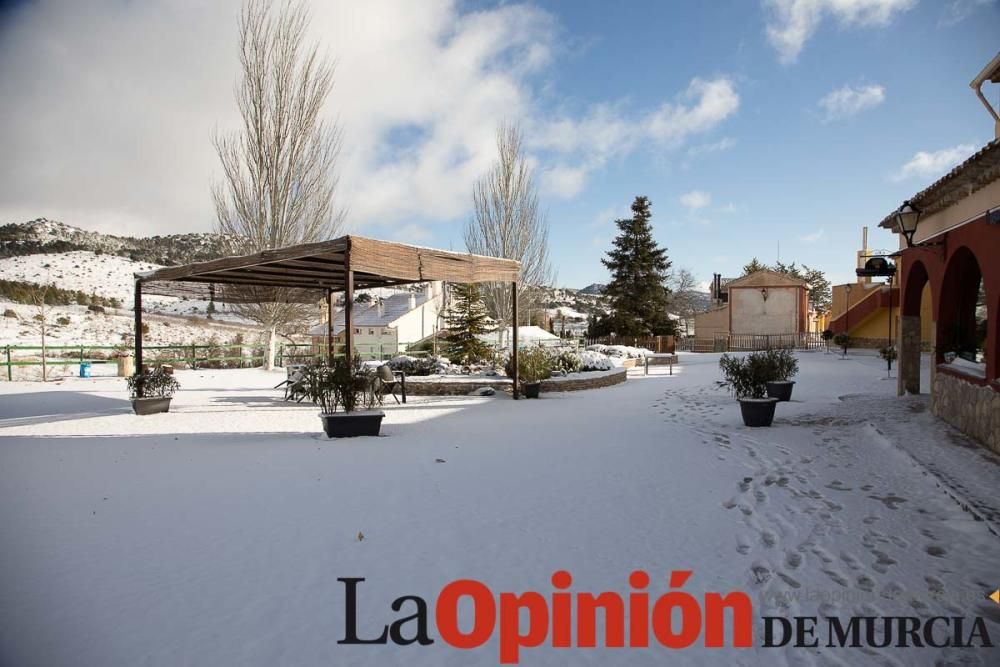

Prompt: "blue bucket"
[79,362,92,378]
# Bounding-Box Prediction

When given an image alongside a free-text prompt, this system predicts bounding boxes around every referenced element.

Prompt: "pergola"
[134,235,524,397]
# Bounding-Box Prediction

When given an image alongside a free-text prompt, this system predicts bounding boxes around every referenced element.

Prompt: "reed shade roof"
[135,235,521,303]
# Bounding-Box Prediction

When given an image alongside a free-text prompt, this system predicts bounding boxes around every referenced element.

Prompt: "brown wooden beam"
[511,281,519,400]
[134,280,143,380]
[327,288,334,364]
[344,241,354,360]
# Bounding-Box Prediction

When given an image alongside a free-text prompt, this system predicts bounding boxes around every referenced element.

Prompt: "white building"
[310,282,446,358]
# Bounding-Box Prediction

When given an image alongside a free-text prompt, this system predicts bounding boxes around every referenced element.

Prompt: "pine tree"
[600,196,675,336]
[444,283,494,364]
[742,257,767,275]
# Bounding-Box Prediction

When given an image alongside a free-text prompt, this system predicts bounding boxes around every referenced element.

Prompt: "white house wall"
[730,287,799,334]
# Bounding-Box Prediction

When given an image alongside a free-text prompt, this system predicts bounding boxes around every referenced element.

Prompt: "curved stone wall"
[403,367,628,396]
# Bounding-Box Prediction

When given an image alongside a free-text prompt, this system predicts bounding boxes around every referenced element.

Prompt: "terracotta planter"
[132,397,171,415]
[766,380,795,402]
[522,381,541,399]
[738,398,778,427]
[320,410,384,437]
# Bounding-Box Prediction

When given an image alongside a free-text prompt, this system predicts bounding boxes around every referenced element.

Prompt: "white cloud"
[687,137,737,157]
[0,1,739,237]
[763,0,916,64]
[680,190,712,211]
[799,228,826,243]
[530,77,740,199]
[890,143,977,182]
[541,165,589,198]
[818,84,885,121]
[939,0,995,26]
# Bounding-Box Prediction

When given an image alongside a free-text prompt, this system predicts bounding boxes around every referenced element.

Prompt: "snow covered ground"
[0,352,997,666]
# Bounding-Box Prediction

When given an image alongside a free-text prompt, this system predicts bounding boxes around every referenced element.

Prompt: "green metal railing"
[1,343,267,381]
[1,341,432,380]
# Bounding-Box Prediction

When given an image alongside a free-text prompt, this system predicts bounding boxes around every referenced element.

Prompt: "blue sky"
[0,0,997,289]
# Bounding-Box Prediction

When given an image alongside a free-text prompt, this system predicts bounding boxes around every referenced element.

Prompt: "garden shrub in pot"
[761,348,799,401]
[305,355,384,437]
[126,367,180,415]
[718,353,779,427]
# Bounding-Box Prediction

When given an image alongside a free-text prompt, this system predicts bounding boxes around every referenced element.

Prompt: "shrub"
[549,349,581,374]
[87,304,105,313]
[303,355,381,414]
[577,350,613,371]
[879,345,897,363]
[760,348,798,382]
[718,352,773,399]
[126,367,180,399]
[833,333,850,350]
[387,355,442,376]
[515,346,552,383]
[56,316,71,326]
[2,309,16,319]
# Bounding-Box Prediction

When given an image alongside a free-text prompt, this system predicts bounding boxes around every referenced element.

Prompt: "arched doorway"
[937,246,988,375]
[899,258,930,394]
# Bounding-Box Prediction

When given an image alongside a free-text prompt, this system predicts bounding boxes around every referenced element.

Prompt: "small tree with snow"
[443,283,493,364]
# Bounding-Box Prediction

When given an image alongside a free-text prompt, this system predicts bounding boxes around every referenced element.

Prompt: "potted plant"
[763,348,799,401]
[833,333,851,357]
[718,352,779,427]
[126,366,180,415]
[821,328,834,354]
[305,355,384,437]
[879,345,897,364]
[515,346,552,398]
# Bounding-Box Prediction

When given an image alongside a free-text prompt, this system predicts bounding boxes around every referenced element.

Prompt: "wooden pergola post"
[511,281,519,400]
[134,279,143,379]
[326,287,334,364]
[344,240,354,360]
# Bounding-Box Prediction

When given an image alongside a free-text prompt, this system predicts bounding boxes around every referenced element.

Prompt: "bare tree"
[464,122,554,344]
[26,285,52,381]
[667,267,701,337]
[212,0,344,369]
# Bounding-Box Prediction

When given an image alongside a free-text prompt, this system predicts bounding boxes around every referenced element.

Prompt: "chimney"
[408,293,416,311]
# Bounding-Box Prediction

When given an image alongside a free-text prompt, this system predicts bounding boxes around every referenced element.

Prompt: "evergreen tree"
[742,257,767,275]
[600,196,675,336]
[443,283,493,364]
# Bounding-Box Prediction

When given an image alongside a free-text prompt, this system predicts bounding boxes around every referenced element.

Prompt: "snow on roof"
[308,291,430,336]
[478,325,560,345]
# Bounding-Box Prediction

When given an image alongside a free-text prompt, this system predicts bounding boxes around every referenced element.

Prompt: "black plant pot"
[320,411,384,438]
[132,397,172,415]
[738,398,778,427]
[766,380,795,402]
[522,381,541,399]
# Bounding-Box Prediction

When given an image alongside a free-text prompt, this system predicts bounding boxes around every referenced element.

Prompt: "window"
[369,329,375,336]
[354,328,360,335]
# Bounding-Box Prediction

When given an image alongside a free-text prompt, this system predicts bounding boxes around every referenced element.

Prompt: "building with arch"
[879,140,999,450]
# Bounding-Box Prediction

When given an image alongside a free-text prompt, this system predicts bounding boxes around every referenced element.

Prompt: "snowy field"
[0,352,998,666]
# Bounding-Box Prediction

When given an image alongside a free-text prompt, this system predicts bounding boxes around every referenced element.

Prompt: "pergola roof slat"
[136,235,519,299]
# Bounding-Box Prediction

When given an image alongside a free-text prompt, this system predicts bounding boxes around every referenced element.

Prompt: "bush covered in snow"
[586,344,652,359]
[577,350,614,371]
[387,355,453,376]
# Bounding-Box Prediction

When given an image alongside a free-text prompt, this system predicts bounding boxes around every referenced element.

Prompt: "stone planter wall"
[403,368,628,396]
[930,370,1000,454]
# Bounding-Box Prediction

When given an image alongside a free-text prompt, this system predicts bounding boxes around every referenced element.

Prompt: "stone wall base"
[931,371,1000,454]
[404,368,628,396]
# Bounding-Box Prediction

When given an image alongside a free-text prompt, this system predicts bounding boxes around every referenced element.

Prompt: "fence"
[1,343,270,381]
[678,332,825,354]
[585,335,675,353]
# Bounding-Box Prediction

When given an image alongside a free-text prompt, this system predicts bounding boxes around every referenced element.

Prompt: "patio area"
[1,353,998,666]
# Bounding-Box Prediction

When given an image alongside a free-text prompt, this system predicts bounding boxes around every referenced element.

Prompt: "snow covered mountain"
[0,218,228,266]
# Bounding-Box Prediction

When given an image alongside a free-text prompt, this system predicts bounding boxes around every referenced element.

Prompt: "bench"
[644,353,678,375]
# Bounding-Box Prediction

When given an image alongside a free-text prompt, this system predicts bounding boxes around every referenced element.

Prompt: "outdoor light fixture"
[760,287,769,301]
[894,200,923,248]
